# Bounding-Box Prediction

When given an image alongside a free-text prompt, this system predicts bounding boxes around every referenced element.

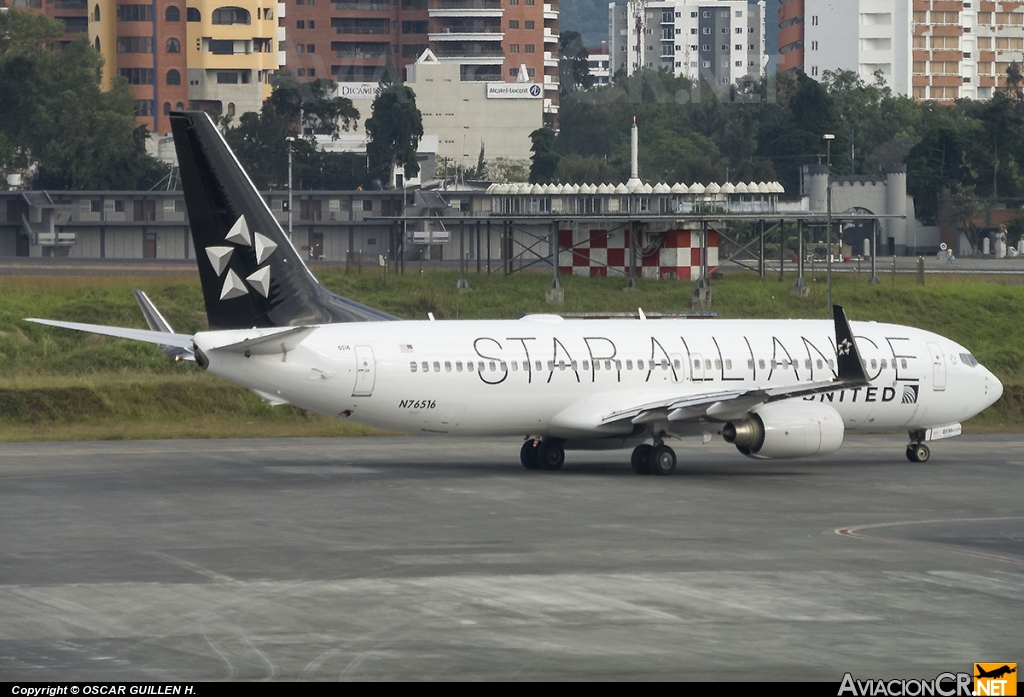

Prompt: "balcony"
[429,29,504,41]
[332,1,391,10]
[429,0,502,15]
[543,3,557,20]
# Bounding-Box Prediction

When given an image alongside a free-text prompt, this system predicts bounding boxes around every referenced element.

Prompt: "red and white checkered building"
[558,228,719,280]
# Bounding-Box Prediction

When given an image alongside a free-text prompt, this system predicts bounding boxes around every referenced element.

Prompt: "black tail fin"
[169,110,396,330]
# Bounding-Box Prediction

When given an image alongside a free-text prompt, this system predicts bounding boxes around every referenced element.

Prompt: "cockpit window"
[960,353,979,367]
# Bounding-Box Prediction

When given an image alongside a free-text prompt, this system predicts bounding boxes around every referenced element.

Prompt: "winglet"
[833,305,869,385]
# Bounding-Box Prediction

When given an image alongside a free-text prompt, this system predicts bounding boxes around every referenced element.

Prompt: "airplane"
[976,666,1017,680]
[26,111,1004,475]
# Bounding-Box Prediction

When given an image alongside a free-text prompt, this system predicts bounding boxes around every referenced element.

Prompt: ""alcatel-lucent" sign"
[486,83,542,99]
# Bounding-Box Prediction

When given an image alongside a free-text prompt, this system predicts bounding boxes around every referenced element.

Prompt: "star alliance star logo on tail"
[205,215,278,301]
[837,338,853,356]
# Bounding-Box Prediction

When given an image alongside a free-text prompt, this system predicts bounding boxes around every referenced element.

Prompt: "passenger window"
[433,361,441,372]
[714,360,722,370]
[570,361,578,370]
[548,361,554,371]
[421,361,429,372]
[605,360,612,371]
[489,361,496,371]
[478,362,485,372]
[467,362,475,372]
[771,360,777,369]
[510,361,518,371]
[615,360,622,370]
[638,360,645,370]
[725,359,732,370]
[626,360,634,370]
[674,359,681,369]
[558,360,566,371]
[880,359,887,369]
[759,359,766,369]
[536,360,543,371]
[828,360,835,370]
[661,359,668,370]
[901,359,908,369]
[500,361,507,371]
[870,359,877,370]
[456,361,463,372]
[704,359,712,370]
[583,360,590,371]
[748,360,754,369]
[816,359,823,369]
[444,361,452,372]
[410,361,417,372]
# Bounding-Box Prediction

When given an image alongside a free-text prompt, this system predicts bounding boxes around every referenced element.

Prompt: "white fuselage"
[194,316,1002,442]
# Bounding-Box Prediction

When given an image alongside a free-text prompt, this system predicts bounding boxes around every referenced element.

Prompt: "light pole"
[286,135,296,243]
[824,133,835,318]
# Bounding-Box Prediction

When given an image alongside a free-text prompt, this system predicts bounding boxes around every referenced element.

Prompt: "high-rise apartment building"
[780,0,1024,103]
[284,0,559,125]
[89,0,280,134]
[609,0,767,87]
[2,0,90,48]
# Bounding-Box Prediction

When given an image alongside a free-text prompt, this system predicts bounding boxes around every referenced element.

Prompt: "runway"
[1,435,1021,681]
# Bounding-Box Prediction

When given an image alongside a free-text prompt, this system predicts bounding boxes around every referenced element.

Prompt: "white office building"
[609,0,767,86]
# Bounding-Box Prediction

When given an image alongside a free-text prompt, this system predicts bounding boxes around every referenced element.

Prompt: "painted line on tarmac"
[836,516,1024,565]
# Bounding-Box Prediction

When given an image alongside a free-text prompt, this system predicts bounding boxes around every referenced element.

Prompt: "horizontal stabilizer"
[208,325,316,356]
[26,318,194,349]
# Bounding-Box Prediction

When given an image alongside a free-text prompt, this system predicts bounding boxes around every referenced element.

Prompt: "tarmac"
[1,435,1021,681]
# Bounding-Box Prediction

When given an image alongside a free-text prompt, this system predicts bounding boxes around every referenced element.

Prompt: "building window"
[116,36,153,53]
[93,4,100,20]
[186,7,200,21]
[166,69,181,84]
[165,5,180,21]
[166,37,180,53]
[508,19,518,28]
[524,44,534,53]
[209,39,234,54]
[297,19,304,28]
[811,40,818,50]
[309,20,314,28]
[212,6,251,24]
[524,20,533,29]
[119,67,153,84]
[296,44,305,53]
[307,44,315,52]
[297,68,306,76]
[134,100,154,116]
[163,102,171,115]
[116,4,152,21]
[509,43,519,53]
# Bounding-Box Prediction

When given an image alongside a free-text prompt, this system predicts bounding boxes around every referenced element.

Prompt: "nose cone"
[987,369,1004,407]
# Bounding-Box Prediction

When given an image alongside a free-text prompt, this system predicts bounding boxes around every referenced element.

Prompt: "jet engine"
[721,402,844,459]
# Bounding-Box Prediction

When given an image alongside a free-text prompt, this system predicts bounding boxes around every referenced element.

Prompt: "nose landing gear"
[906,442,930,463]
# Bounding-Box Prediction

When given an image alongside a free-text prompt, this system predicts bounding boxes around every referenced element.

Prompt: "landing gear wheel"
[520,440,540,470]
[537,440,565,471]
[906,443,930,463]
[649,445,677,476]
[631,444,653,475]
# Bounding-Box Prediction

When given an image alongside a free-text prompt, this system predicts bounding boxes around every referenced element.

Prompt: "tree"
[0,12,167,190]
[270,72,360,138]
[364,83,423,187]
[559,31,593,94]
[947,183,984,252]
[529,128,559,183]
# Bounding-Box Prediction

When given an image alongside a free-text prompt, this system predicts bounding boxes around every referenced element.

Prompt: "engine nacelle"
[722,402,845,460]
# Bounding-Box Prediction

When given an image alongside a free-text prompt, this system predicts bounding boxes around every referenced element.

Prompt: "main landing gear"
[630,441,676,476]
[519,436,676,475]
[520,438,565,471]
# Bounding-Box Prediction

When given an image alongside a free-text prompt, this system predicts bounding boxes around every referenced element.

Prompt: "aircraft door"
[927,342,946,391]
[352,345,376,396]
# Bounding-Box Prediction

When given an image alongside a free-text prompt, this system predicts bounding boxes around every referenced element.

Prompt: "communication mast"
[627,0,649,75]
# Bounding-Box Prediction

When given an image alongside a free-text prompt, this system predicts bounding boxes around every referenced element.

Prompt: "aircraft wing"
[25,318,195,350]
[600,305,871,427]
